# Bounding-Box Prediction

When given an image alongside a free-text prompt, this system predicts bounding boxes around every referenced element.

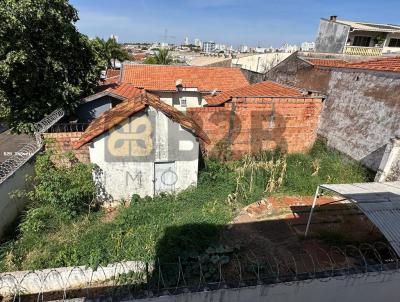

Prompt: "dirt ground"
[220,195,386,275]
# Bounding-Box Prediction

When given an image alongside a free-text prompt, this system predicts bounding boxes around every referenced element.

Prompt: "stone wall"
[188,97,323,159]
[43,132,89,164]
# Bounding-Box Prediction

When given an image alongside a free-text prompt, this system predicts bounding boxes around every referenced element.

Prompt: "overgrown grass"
[0,141,373,272]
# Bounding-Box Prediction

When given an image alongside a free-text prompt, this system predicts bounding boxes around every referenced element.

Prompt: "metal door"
[154,161,177,195]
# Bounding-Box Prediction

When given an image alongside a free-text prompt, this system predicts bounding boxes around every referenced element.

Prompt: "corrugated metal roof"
[320,182,400,255]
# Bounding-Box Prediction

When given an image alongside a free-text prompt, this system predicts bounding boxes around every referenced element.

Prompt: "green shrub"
[27,152,96,217]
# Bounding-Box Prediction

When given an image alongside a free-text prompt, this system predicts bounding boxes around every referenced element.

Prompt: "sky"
[70,0,400,47]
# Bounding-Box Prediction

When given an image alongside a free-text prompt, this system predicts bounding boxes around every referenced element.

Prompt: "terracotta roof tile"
[107,83,142,99]
[204,81,304,106]
[121,64,249,92]
[106,69,120,78]
[345,56,400,72]
[306,58,349,68]
[74,92,210,149]
[306,56,400,73]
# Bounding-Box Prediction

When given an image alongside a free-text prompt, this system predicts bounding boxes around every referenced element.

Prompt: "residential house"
[76,83,142,123]
[266,53,400,173]
[74,91,210,200]
[315,16,400,56]
[76,65,249,123]
[116,64,249,111]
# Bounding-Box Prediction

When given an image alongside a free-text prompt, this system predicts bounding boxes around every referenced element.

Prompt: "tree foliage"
[0,0,103,131]
[144,48,173,65]
[90,37,130,69]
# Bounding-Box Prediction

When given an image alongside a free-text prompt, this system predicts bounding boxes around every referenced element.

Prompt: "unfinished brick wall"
[188,97,323,159]
[43,132,90,164]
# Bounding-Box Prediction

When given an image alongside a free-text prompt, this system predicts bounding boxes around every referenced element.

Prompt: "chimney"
[330,15,337,22]
[175,79,183,91]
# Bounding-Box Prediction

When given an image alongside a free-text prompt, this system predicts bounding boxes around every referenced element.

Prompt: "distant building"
[203,41,216,53]
[110,34,119,43]
[281,43,299,53]
[184,37,189,45]
[301,42,315,52]
[240,45,249,53]
[194,38,202,47]
[315,15,400,56]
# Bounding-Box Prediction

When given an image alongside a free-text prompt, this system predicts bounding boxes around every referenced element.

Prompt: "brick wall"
[43,132,89,164]
[188,97,322,159]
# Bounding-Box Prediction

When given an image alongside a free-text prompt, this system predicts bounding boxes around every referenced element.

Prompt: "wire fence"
[46,123,89,133]
[0,109,64,184]
[1,241,399,301]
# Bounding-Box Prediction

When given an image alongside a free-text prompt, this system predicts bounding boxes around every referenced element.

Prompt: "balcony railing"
[344,46,382,56]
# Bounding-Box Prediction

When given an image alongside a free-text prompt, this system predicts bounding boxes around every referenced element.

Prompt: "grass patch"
[0,141,373,272]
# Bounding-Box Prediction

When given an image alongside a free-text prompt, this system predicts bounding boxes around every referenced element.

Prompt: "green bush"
[28,152,96,217]
[0,142,374,272]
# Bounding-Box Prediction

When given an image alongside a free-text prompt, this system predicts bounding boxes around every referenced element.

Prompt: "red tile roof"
[346,56,400,72]
[87,83,142,102]
[121,64,249,92]
[107,83,142,99]
[106,69,120,78]
[204,81,304,106]
[100,69,121,86]
[305,58,349,68]
[74,91,210,149]
[305,56,400,73]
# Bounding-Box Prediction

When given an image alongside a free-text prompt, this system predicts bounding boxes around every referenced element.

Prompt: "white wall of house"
[383,33,400,54]
[155,91,207,112]
[88,108,200,200]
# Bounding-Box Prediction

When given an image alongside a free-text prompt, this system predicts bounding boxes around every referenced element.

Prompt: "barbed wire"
[0,241,399,301]
[0,109,64,184]
[46,122,89,133]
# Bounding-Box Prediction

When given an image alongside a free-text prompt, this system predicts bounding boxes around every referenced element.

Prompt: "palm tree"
[144,48,173,65]
[92,37,130,69]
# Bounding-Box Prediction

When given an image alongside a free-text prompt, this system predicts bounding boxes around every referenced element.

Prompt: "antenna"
[159,28,176,45]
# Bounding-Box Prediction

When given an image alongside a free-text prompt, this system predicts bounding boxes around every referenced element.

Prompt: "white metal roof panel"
[320,182,400,255]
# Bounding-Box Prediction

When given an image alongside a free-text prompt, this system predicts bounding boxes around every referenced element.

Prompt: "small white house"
[74,92,210,200]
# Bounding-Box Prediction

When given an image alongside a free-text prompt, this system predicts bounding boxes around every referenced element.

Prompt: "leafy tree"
[0,0,103,132]
[144,48,173,65]
[91,37,130,69]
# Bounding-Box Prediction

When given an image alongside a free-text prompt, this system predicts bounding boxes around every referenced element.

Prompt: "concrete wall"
[0,161,33,237]
[188,97,322,159]
[315,19,350,53]
[266,54,331,91]
[267,55,400,172]
[130,270,400,302]
[89,108,200,200]
[76,95,117,123]
[240,69,265,84]
[232,53,291,73]
[318,70,400,171]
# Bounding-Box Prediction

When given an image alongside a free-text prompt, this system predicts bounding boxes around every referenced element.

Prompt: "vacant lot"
[0,142,373,272]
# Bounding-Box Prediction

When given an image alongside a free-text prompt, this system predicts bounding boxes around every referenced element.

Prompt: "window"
[388,38,400,47]
[180,99,187,107]
[353,36,371,47]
